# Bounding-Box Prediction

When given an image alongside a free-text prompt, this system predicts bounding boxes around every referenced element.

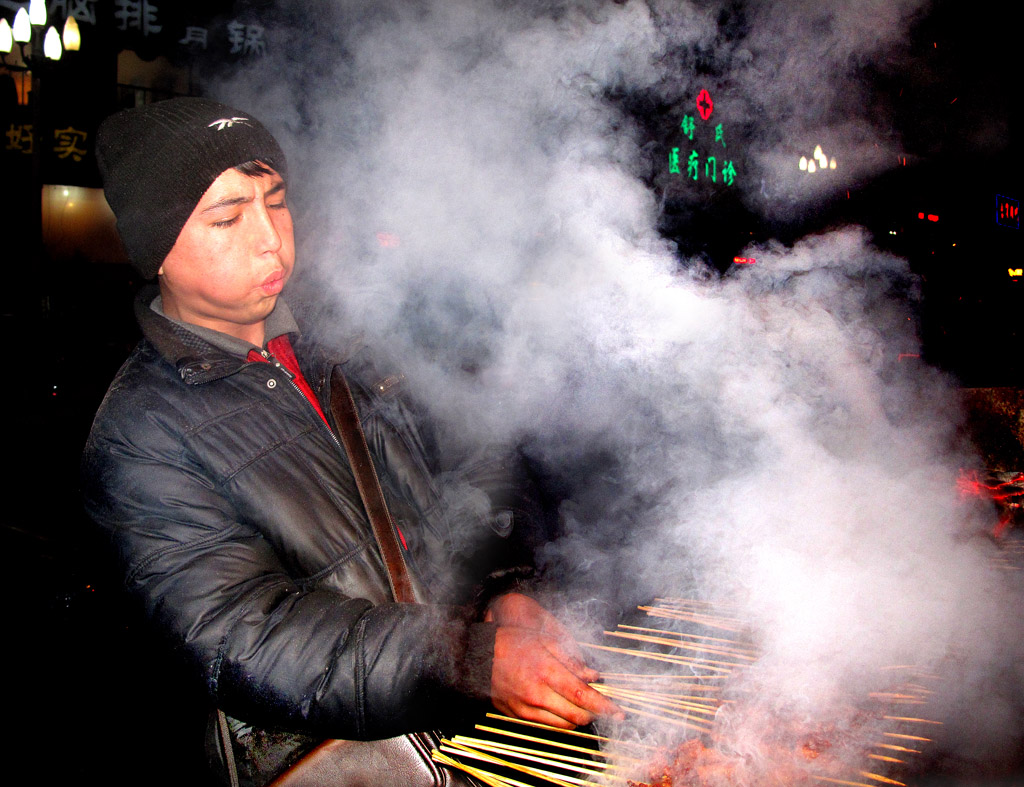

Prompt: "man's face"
[158,165,295,345]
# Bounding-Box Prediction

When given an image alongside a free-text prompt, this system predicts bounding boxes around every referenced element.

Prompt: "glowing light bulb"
[43,25,61,60]
[799,156,808,171]
[0,19,13,53]
[808,160,817,173]
[12,8,30,42]
[63,16,80,52]
[813,144,824,161]
[829,158,836,169]
[29,0,47,26]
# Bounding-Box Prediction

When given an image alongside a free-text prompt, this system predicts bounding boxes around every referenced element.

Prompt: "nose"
[253,200,285,255]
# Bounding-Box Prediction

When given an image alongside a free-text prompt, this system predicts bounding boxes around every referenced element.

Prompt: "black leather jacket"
[81,291,506,749]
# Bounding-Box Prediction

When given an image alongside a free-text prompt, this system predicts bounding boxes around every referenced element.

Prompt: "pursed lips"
[260,270,287,295]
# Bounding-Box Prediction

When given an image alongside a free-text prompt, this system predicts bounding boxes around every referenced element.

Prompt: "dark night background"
[1,1,1020,783]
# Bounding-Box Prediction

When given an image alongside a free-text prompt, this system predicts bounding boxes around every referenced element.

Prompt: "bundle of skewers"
[432,598,943,787]
[992,529,1024,571]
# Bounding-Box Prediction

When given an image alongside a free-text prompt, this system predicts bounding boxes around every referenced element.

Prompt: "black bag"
[270,733,478,787]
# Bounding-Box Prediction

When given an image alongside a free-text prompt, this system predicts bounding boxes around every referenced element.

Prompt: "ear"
[157,265,164,276]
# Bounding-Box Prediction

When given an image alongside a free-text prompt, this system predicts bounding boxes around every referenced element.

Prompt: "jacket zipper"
[258,349,339,446]
[258,351,411,559]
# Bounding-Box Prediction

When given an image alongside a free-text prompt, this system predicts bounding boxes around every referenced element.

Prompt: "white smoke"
[215,0,1023,778]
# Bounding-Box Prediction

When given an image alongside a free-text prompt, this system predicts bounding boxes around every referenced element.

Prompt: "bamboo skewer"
[484,713,661,750]
[458,735,604,765]
[596,683,724,707]
[882,733,932,742]
[640,613,743,632]
[440,740,583,787]
[653,597,744,611]
[858,773,906,786]
[626,604,741,618]
[581,642,736,674]
[450,735,624,776]
[593,687,719,723]
[882,717,942,725]
[618,625,760,655]
[592,684,721,716]
[603,630,756,665]
[642,603,746,632]
[433,749,532,787]
[440,738,609,786]
[606,700,715,733]
[474,724,635,762]
[867,754,906,765]
[599,672,724,691]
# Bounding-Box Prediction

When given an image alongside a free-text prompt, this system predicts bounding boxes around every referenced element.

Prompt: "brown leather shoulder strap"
[329,367,418,604]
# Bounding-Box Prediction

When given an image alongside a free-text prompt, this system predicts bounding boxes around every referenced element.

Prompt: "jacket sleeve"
[344,358,545,608]
[81,365,494,740]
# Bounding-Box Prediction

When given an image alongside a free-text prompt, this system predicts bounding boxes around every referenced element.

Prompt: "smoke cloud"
[214,0,1022,780]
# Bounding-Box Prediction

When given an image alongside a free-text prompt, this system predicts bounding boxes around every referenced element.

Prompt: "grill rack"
[434,599,943,787]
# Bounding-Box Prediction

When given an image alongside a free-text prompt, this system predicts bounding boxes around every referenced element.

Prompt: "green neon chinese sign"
[669,89,737,186]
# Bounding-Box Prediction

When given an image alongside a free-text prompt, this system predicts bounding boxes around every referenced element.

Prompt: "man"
[81,97,618,785]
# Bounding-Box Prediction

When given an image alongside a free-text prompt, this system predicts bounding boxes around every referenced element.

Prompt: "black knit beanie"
[96,97,288,279]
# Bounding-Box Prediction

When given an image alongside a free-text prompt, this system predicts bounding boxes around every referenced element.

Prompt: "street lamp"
[1,0,81,63]
[1,1,86,321]
[63,17,80,52]
[0,19,13,55]
[798,144,837,174]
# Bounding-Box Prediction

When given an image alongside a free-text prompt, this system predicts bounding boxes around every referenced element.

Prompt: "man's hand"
[485,592,570,635]
[485,593,623,728]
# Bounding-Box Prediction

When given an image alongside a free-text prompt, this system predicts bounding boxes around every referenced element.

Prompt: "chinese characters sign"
[177,18,268,57]
[46,0,98,25]
[6,123,35,155]
[5,123,90,159]
[111,0,270,59]
[996,194,1019,229]
[668,89,737,187]
[114,0,161,36]
[54,126,88,161]
[29,1,272,58]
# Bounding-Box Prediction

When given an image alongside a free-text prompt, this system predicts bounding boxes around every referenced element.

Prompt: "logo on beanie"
[207,117,251,131]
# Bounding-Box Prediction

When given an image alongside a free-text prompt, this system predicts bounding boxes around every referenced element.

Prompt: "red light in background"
[733,257,756,264]
[917,212,924,219]
[928,214,939,222]
[997,194,1019,229]
[957,469,1024,539]
[696,88,714,121]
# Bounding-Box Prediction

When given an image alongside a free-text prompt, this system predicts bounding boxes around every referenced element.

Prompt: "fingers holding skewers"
[490,625,626,728]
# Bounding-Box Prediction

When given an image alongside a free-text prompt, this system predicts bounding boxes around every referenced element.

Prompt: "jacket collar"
[134,285,302,385]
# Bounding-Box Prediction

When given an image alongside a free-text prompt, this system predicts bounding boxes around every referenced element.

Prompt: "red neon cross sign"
[696,89,714,121]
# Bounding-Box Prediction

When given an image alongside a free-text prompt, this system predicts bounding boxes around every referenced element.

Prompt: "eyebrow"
[200,180,287,214]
